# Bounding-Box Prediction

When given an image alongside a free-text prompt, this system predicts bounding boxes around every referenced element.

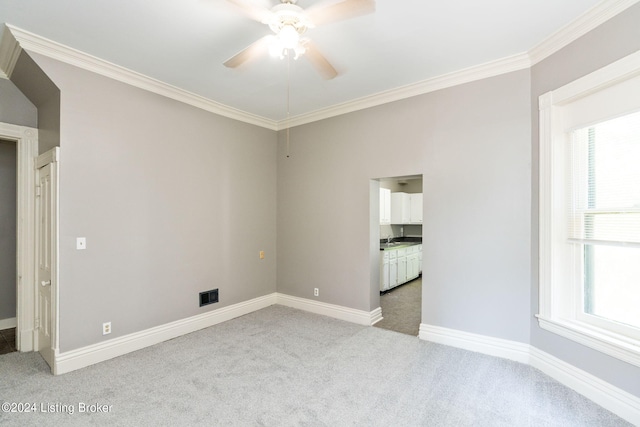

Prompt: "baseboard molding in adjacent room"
[0,317,17,330]
[54,293,278,375]
[276,293,380,326]
[419,323,640,425]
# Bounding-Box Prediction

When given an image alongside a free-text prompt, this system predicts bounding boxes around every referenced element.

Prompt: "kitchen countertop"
[380,240,422,250]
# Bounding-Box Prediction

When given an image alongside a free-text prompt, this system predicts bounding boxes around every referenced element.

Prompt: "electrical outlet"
[76,237,87,250]
[314,288,319,297]
[102,322,111,335]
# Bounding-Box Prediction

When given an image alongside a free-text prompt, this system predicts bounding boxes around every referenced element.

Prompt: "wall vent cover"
[199,289,219,307]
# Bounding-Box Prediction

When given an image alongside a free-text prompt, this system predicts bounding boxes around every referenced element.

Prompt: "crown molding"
[3,24,279,131]
[278,52,531,130]
[0,25,22,79]
[3,0,639,130]
[281,0,640,129]
[528,0,640,66]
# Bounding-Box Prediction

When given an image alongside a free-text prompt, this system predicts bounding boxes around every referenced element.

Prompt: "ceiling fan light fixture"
[278,24,300,50]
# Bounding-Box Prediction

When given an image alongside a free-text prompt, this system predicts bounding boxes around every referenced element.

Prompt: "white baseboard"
[0,317,17,330]
[18,328,34,352]
[419,323,530,363]
[370,307,383,325]
[419,323,640,425]
[530,347,640,426]
[275,293,380,326]
[54,293,278,375]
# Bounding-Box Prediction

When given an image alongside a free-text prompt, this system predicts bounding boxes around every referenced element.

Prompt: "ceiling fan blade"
[224,35,274,68]
[303,41,338,80]
[306,0,375,27]
[225,0,273,23]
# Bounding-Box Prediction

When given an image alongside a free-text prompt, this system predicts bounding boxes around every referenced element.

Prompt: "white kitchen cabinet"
[389,256,398,289]
[391,192,422,224]
[380,243,422,292]
[408,255,420,281]
[390,192,410,224]
[380,250,390,291]
[409,193,423,224]
[396,247,407,284]
[380,188,391,225]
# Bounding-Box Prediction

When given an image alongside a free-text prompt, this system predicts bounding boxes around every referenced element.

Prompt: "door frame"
[0,122,38,352]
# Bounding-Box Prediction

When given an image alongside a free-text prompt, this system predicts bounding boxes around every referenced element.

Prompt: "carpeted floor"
[375,277,422,336]
[0,306,630,426]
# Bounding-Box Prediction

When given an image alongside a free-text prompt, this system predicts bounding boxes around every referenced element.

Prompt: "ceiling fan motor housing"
[267,2,312,35]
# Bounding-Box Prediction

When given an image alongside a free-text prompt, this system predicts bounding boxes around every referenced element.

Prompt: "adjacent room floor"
[0,328,16,355]
[374,277,422,336]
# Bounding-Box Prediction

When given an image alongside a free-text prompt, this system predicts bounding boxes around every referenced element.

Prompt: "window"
[538,50,640,366]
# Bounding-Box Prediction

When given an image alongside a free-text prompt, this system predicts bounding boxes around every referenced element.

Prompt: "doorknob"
[41,280,51,287]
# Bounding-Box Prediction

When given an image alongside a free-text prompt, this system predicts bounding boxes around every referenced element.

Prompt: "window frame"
[538,49,640,367]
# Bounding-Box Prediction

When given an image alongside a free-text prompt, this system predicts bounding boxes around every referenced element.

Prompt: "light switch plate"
[76,237,86,250]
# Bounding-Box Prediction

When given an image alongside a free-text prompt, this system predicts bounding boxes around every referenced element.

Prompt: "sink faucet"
[387,235,392,244]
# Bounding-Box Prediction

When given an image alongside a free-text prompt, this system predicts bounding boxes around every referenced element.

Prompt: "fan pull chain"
[286,53,291,158]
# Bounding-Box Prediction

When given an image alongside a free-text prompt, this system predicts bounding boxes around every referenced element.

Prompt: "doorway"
[0,123,38,354]
[0,139,17,353]
[372,175,423,336]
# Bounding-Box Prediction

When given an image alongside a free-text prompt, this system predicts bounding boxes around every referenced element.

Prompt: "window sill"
[536,315,640,368]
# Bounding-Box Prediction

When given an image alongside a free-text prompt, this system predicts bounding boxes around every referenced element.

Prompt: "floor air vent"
[199,289,219,307]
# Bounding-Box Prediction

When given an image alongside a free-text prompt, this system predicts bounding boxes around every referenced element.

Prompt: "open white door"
[35,147,59,372]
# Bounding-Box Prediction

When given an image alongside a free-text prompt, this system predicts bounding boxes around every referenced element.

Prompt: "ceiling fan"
[223,0,375,80]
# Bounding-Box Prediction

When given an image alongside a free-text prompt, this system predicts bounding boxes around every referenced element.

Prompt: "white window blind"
[567,110,640,246]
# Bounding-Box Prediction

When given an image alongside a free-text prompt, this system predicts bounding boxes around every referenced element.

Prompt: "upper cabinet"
[391,192,410,224]
[391,192,422,224]
[409,193,422,224]
[380,188,391,225]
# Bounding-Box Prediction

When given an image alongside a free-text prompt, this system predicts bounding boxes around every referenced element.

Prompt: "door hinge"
[34,317,40,329]
[35,185,41,197]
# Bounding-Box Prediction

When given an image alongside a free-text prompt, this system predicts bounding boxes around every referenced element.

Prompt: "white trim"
[54,293,278,375]
[3,25,278,131]
[538,49,640,367]
[0,317,17,330]
[530,347,640,426]
[35,147,60,371]
[551,49,640,106]
[275,293,380,326]
[4,0,637,130]
[0,25,21,78]
[419,324,640,425]
[278,53,531,129]
[370,307,383,325]
[0,122,38,352]
[529,0,640,66]
[418,323,531,364]
[537,316,640,368]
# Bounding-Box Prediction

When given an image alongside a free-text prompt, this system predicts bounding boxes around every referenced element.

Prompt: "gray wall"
[6,3,638,399]
[530,3,640,397]
[24,54,278,352]
[0,139,16,322]
[10,52,60,153]
[277,69,532,343]
[0,77,37,128]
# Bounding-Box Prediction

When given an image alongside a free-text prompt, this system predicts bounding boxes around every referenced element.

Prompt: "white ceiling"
[1,0,604,123]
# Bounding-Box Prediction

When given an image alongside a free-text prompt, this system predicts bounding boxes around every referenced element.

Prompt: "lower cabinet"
[380,244,422,292]
[380,251,390,292]
[397,248,407,284]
